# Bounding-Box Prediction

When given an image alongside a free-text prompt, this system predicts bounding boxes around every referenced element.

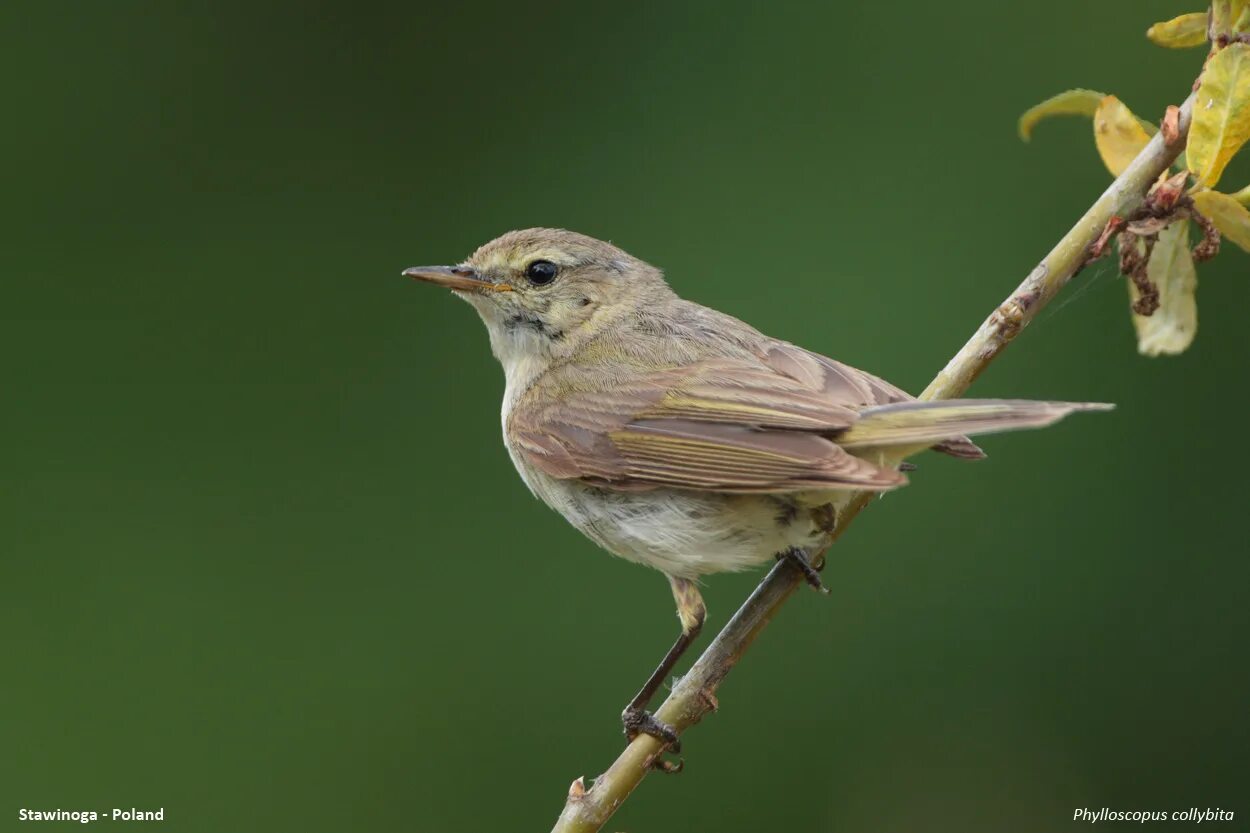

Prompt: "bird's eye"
[525,260,558,286]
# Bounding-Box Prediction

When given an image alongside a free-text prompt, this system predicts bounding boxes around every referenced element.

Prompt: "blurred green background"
[4,1,1247,831]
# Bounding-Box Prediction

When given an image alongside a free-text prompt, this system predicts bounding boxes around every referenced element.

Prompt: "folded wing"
[510,344,915,494]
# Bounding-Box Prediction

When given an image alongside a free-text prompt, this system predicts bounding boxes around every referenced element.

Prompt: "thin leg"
[778,546,829,593]
[621,575,706,756]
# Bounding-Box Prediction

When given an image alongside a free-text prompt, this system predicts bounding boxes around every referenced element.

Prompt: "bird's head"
[404,228,672,370]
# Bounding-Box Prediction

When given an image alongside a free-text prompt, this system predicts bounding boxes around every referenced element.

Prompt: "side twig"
[551,93,1196,833]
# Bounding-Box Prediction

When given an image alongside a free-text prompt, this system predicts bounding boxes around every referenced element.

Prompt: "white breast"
[503,434,829,578]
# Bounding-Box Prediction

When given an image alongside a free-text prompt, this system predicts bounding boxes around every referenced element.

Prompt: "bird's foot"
[778,546,829,593]
[622,706,684,772]
[622,706,679,746]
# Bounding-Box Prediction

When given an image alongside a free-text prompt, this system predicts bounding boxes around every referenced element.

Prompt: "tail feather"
[837,399,1113,452]
[931,435,987,460]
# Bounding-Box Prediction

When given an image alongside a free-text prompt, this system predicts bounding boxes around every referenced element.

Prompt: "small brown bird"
[405,228,1107,748]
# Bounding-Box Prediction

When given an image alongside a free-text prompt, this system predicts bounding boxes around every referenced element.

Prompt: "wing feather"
[510,345,912,494]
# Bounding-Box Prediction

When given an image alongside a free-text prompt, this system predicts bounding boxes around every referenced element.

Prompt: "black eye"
[525,260,558,285]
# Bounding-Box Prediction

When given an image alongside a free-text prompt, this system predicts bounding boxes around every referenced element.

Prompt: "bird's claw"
[622,706,685,773]
[778,546,829,593]
[621,706,684,772]
[652,755,684,774]
[622,706,680,747]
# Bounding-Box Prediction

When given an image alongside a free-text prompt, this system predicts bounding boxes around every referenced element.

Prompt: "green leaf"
[1094,96,1153,176]
[1018,89,1106,141]
[1192,188,1250,249]
[1188,43,1250,187]
[1147,13,1209,48]
[1129,221,1198,357]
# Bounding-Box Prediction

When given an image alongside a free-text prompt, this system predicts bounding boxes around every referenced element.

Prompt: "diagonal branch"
[551,93,1196,833]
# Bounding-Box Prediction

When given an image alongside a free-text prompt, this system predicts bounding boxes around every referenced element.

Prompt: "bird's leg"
[777,545,829,593]
[621,575,705,765]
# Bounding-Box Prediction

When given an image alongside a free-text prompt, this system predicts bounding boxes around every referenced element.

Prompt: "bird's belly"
[520,464,837,578]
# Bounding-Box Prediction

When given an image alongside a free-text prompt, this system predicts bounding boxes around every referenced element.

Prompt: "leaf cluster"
[1018,4,1250,356]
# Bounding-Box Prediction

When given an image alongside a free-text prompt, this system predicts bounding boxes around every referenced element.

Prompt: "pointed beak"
[401,265,512,293]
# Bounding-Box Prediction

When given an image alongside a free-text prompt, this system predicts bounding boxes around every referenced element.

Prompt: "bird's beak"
[402,265,512,293]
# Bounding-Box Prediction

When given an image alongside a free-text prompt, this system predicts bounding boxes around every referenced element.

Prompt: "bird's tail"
[837,399,1113,456]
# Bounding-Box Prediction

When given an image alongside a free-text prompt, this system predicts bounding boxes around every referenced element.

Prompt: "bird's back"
[521,297,917,420]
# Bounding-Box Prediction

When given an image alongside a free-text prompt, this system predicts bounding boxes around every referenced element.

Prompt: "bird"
[403,228,1107,754]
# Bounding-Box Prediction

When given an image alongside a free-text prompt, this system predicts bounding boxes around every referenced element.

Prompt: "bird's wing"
[509,343,910,494]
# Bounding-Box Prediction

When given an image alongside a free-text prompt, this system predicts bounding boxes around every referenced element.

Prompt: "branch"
[551,93,1196,833]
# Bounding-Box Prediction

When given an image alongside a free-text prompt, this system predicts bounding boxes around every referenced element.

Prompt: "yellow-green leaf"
[1213,0,1229,33]
[1094,96,1153,176]
[1147,12,1209,48]
[1225,182,1250,204]
[1188,43,1250,186]
[1130,221,1198,356]
[1192,188,1250,249]
[1018,89,1106,141]
[1235,0,1250,33]
[1212,1,1247,34]
[1212,1,1249,34]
